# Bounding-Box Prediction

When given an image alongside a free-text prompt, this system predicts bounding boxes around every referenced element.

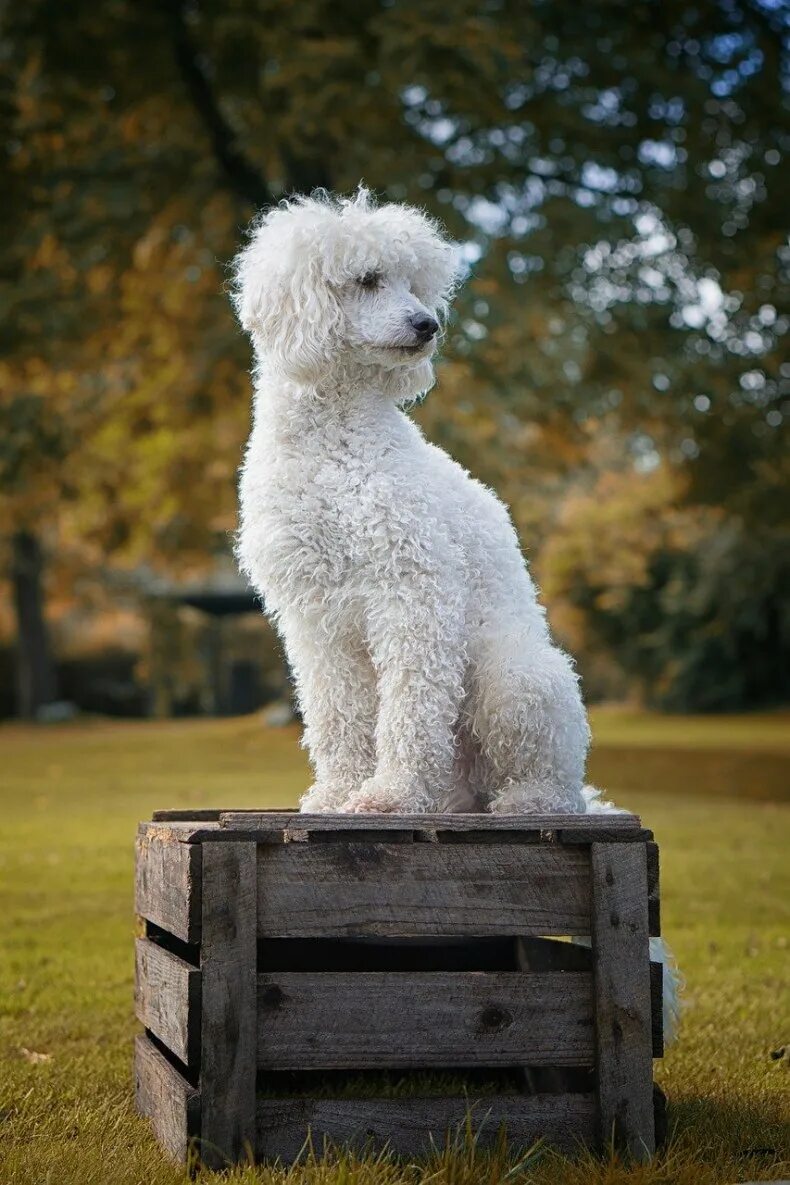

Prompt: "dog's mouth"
[381,342,435,357]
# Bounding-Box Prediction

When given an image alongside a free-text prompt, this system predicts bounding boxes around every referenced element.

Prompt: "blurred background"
[1,0,788,724]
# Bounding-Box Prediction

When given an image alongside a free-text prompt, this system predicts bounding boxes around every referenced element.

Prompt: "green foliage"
[539,467,790,710]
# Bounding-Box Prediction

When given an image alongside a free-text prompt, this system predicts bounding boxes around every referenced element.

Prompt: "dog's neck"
[253,355,436,429]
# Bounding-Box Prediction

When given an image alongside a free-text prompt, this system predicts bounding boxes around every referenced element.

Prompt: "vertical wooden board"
[134,1033,199,1164]
[515,936,663,1054]
[646,842,661,936]
[650,961,664,1058]
[135,938,200,1066]
[199,841,257,1170]
[135,825,201,944]
[591,843,655,1160]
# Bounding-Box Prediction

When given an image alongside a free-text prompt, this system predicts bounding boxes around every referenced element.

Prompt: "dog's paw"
[299,780,354,813]
[337,774,419,815]
[487,780,586,815]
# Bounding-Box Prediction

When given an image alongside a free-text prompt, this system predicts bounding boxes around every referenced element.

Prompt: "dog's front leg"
[279,610,378,812]
[340,559,467,814]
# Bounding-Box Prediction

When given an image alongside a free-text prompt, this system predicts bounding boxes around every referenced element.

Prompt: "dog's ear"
[231,209,343,379]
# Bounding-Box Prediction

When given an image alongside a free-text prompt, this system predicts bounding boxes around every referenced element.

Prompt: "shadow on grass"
[667,1093,789,1175]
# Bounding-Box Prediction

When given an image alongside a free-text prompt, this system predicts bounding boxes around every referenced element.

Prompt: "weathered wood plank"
[308,829,415,844]
[255,1094,597,1160]
[135,938,200,1066]
[424,829,542,844]
[134,1033,199,1164]
[135,825,201,943]
[223,810,642,836]
[591,843,655,1160]
[257,971,594,1068]
[650,961,664,1058]
[515,937,663,1058]
[256,844,592,937]
[141,818,291,845]
[556,826,653,844]
[199,842,257,1170]
[516,935,592,972]
[646,842,661,936]
[152,809,226,822]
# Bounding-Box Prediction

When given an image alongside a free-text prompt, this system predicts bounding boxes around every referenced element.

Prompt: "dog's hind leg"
[468,632,590,815]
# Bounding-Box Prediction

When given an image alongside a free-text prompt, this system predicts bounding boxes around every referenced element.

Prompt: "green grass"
[0,713,788,1185]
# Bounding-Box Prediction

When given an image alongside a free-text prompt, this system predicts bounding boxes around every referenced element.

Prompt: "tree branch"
[165,0,273,209]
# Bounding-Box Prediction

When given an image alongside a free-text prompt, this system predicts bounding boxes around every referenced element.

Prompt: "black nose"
[409,312,439,340]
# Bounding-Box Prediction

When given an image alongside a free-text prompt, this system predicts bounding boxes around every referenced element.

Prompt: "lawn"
[0,712,788,1185]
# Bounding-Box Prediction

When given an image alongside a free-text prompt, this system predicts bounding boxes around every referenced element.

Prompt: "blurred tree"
[539,465,790,709]
[1,0,787,712]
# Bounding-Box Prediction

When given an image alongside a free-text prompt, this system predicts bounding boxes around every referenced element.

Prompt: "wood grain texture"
[255,1094,597,1160]
[646,842,661,936]
[515,937,663,1058]
[135,825,201,943]
[650,961,664,1059]
[591,843,655,1161]
[153,809,226,822]
[135,938,200,1065]
[308,829,416,844]
[199,841,257,1170]
[555,825,653,844]
[257,970,594,1069]
[256,843,591,938]
[134,1033,199,1164]
[141,819,273,845]
[222,810,642,838]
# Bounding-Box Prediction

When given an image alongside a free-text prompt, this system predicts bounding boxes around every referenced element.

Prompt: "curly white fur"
[232,188,593,816]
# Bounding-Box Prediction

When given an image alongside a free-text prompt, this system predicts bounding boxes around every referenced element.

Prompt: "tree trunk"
[10,530,59,718]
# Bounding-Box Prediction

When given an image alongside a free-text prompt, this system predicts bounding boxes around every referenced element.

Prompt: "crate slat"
[152,809,226,822]
[134,1034,199,1163]
[135,939,200,1065]
[257,844,591,937]
[199,841,258,1170]
[135,825,201,943]
[591,843,655,1160]
[257,971,593,1069]
[515,936,663,1058]
[646,842,661,935]
[255,1093,597,1160]
[223,810,643,838]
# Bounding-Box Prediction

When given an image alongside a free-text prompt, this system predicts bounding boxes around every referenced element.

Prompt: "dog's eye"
[357,271,381,290]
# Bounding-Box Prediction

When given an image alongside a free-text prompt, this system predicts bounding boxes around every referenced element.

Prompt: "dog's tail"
[581,783,626,814]
[575,784,682,1043]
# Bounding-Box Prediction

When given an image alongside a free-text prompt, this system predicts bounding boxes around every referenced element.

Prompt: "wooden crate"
[134,809,664,1168]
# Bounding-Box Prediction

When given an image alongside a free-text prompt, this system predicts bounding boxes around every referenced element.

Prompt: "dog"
[232,188,596,816]
[230,188,681,1036]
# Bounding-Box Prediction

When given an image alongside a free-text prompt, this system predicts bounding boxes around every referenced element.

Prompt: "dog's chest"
[244,452,394,605]
[241,413,452,611]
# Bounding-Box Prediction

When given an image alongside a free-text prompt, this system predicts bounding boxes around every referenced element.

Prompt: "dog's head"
[231,188,460,396]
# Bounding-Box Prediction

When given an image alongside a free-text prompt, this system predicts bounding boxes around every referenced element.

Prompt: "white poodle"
[232,188,593,816]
